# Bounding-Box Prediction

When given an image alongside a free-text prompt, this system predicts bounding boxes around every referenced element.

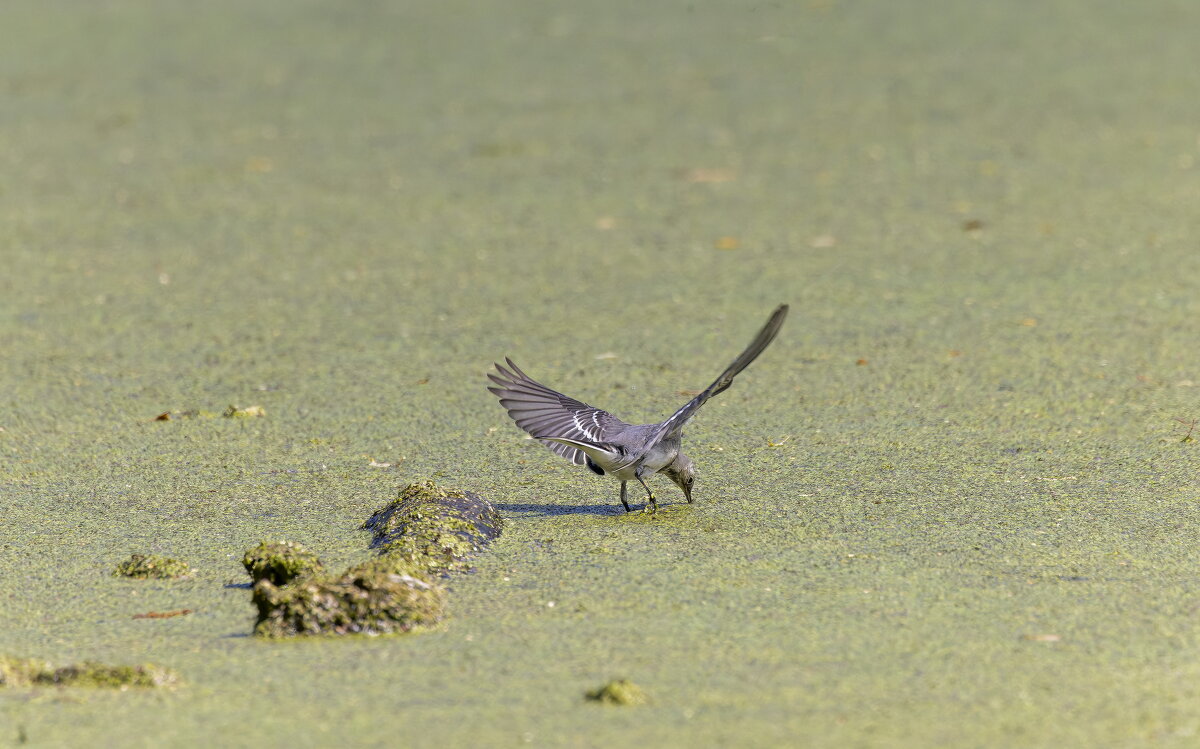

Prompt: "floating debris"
[0,656,179,689]
[152,409,218,421]
[112,554,192,580]
[132,609,193,620]
[223,404,266,418]
[586,679,648,706]
[242,541,323,586]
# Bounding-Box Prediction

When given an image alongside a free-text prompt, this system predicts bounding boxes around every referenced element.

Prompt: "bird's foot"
[642,494,657,514]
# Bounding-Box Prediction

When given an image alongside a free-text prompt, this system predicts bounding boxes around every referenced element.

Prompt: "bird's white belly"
[636,441,677,474]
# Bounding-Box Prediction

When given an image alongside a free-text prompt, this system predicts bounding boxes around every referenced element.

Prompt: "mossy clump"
[362,480,503,576]
[0,656,179,689]
[586,679,648,706]
[247,481,495,638]
[112,553,192,580]
[242,541,324,586]
[251,568,446,638]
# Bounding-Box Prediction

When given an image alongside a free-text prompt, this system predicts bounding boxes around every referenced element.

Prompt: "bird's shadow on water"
[494,502,626,517]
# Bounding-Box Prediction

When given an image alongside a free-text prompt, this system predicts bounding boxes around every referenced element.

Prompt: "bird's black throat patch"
[585,457,605,476]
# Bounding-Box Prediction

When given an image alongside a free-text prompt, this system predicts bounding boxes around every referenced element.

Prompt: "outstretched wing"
[644,304,789,447]
[488,358,630,465]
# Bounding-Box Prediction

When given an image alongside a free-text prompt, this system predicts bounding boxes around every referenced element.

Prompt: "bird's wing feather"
[643,304,788,449]
[488,358,630,466]
[535,436,625,466]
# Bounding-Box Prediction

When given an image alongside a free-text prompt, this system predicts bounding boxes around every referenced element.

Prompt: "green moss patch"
[251,569,446,638]
[242,541,324,585]
[1,656,179,689]
[111,553,192,579]
[586,679,648,706]
[363,480,504,576]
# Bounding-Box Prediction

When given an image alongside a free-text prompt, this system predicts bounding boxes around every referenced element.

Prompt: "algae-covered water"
[4,1,1200,746]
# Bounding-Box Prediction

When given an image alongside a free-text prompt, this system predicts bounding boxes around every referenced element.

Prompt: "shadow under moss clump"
[249,480,502,638]
[0,656,179,689]
[242,541,324,586]
[112,553,192,579]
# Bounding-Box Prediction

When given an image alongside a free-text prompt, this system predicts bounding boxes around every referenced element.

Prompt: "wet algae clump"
[251,570,446,638]
[586,679,648,706]
[0,656,179,689]
[111,553,192,579]
[251,481,501,638]
[363,480,504,576]
[242,541,324,585]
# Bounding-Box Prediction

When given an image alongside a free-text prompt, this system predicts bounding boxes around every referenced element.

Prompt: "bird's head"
[665,454,696,503]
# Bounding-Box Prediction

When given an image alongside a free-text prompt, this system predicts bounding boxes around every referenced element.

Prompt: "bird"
[487,304,789,513]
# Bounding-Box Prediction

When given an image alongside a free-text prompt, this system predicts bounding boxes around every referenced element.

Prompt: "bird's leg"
[635,475,657,513]
[619,481,631,513]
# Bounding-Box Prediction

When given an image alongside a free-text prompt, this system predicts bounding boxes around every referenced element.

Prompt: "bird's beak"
[682,483,692,503]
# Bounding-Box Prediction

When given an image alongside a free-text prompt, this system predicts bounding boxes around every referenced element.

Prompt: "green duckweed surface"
[4,1,1200,746]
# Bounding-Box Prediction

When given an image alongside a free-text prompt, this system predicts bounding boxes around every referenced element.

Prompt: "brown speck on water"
[132,609,193,620]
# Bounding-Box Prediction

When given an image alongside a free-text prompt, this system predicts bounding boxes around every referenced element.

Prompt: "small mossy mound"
[0,656,179,689]
[363,480,503,576]
[586,679,648,706]
[242,541,324,585]
[111,553,192,579]
[251,568,446,638]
